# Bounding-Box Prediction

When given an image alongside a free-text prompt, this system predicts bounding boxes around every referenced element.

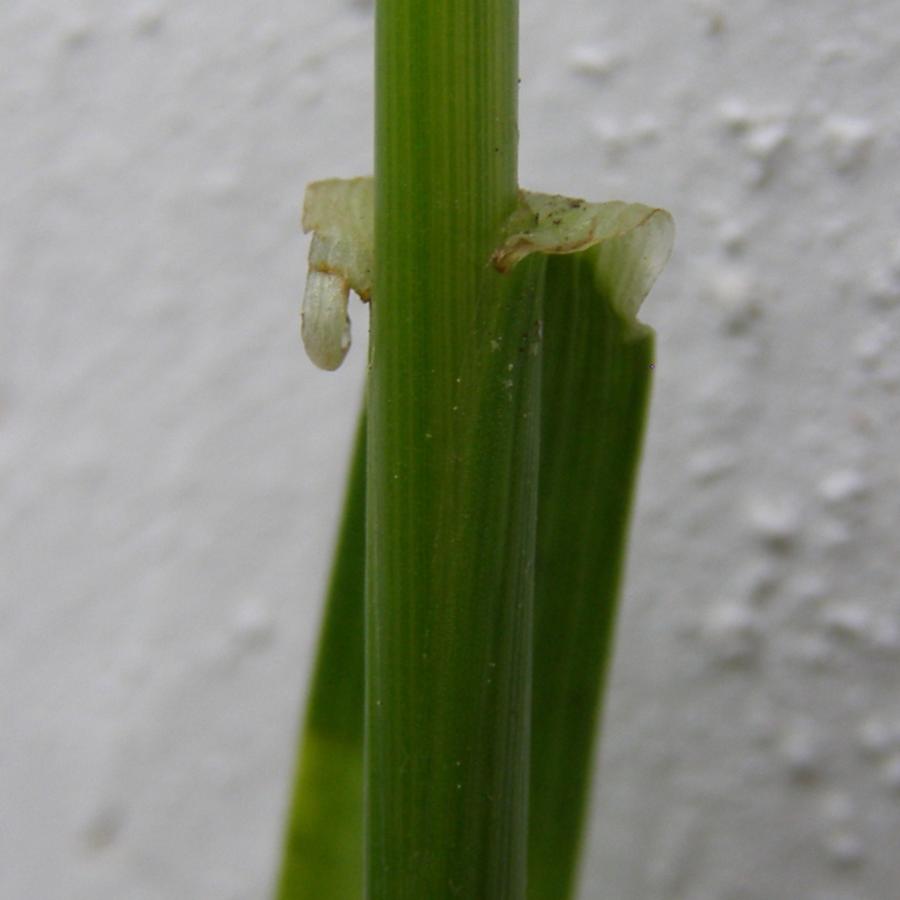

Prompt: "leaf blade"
[528,212,672,900]
[274,415,366,900]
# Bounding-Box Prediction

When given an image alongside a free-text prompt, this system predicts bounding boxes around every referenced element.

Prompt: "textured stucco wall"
[2,1,899,898]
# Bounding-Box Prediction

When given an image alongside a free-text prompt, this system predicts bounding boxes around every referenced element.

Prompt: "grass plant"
[277,1,673,898]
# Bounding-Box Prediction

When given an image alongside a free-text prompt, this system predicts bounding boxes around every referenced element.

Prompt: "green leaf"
[274,416,366,900]
[528,214,671,900]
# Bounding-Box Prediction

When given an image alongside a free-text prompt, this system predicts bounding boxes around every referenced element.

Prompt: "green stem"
[369,1,537,898]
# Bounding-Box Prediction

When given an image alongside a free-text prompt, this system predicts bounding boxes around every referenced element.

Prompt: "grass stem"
[369,1,538,896]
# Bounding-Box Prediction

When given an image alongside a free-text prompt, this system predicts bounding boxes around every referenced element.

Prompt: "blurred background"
[2,1,899,898]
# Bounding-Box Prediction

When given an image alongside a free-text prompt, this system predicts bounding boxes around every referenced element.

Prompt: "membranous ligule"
[300,177,673,369]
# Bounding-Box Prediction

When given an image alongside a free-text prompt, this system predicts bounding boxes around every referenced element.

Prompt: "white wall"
[2,1,899,898]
